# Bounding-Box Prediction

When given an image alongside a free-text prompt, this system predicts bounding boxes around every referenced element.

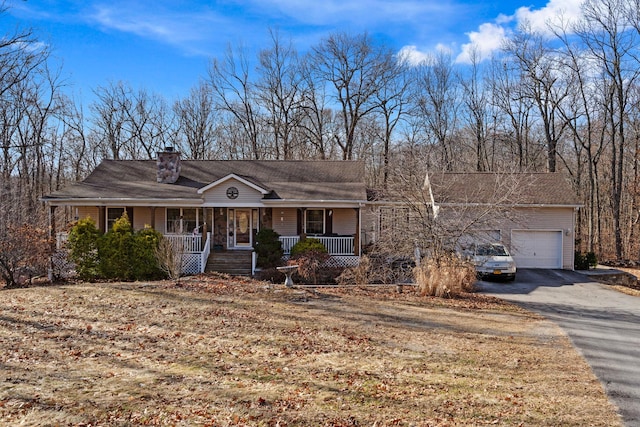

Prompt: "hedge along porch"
[44,149,367,276]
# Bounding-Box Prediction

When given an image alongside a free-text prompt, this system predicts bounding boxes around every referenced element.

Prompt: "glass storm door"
[234,209,252,247]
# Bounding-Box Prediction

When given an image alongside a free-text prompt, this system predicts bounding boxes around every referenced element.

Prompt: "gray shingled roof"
[428,172,581,206]
[44,160,367,203]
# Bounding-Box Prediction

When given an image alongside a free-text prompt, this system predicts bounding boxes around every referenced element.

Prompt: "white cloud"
[397,43,455,66]
[456,23,506,64]
[397,45,429,66]
[85,3,240,56]
[92,7,174,39]
[515,0,584,36]
[261,0,450,26]
[455,0,584,64]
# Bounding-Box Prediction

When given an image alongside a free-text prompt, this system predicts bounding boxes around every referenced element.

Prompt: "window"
[166,208,181,233]
[166,208,199,234]
[305,209,324,235]
[182,208,197,233]
[107,207,125,231]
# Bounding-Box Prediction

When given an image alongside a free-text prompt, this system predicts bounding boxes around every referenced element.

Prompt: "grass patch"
[0,274,621,426]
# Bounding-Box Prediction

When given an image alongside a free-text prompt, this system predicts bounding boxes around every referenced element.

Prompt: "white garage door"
[511,231,562,268]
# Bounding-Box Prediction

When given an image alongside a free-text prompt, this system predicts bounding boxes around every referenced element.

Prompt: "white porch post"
[355,207,361,256]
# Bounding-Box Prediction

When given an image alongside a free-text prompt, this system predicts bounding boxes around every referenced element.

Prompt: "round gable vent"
[226,186,239,199]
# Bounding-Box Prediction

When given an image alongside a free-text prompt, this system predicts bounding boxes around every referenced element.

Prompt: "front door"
[234,209,252,247]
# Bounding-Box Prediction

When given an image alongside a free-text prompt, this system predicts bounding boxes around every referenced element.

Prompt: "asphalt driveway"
[478,269,640,427]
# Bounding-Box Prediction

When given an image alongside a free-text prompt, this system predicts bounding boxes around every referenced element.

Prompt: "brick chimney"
[156,146,181,184]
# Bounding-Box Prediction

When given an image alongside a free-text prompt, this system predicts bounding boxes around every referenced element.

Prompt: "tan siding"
[438,205,576,270]
[155,209,166,234]
[133,207,152,230]
[76,206,99,221]
[333,208,357,235]
[202,179,264,204]
[511,207,575,269]
[272,208,298,236]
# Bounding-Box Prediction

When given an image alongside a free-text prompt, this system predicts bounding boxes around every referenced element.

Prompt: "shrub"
[69,214,166,281]
[336,255,372,286]
[337,253,416,286]
[0,224,51,288]
[290,238,329,284]
[575,251,597,270]
[67,217,103,280]
[155,237,185,282]
[290,238,327,257]
[254,228,284,268]
[586,252,598,268]
[98,213,136,280]
[132,226,164,279]
[253,267,285,283]
[414,253,476,298]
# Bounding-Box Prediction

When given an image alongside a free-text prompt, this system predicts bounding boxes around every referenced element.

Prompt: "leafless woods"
[3,0,640,263]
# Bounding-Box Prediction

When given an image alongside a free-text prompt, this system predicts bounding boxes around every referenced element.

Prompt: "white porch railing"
[54,231,211,276]
[279,236,300,255]
[165,233,210,275]
[279,236,355,256]
[199,232,211,274]
[165,234,203,253]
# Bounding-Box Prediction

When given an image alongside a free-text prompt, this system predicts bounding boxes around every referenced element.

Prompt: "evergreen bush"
[290,238,327,257]
[98,213,136,280]
[586,252,598,268]
[67,217,102,280]
[254,228,284,268]
[575,251,598,270]
[133,226,164,279]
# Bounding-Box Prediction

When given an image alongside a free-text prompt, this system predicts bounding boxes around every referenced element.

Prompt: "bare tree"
[0,3,48,101]
[122,87,172,160]
[375,54,410,186]
[575,0,640,259]
[0,7,61,237]
[298,56,335,159]
[310,32,393,160]
[90,82,131,160]
[460,46,491,172]
[411,50,460,171]
[503,26,573,173]
[57,94,92,182]
[208,44,263,159]
[551,20,608,254]
[174,81,219,159]
[489,57,536,171]
[256,29,305,160]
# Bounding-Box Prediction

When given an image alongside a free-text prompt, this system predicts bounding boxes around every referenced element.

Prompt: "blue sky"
[5,0,584,104]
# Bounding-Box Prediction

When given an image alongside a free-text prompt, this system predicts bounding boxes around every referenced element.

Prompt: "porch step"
[205,251,253,276]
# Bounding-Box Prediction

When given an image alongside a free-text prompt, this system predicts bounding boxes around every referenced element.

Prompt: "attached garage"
[511,230,563,269]
[427,172,582,271]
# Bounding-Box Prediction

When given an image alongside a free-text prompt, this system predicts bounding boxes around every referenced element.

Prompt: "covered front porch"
[56,205,362,276]
[163,232,360,275]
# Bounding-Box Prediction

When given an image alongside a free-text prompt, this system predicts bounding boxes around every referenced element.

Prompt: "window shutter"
[325,210,333,235]
[297,209,303,235]
[126,207,134,228]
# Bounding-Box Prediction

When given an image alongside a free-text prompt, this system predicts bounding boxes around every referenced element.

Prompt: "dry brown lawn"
[0,275,621,426]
